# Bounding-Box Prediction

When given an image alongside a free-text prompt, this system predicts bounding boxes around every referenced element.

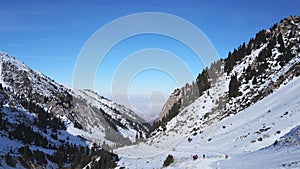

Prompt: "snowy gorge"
[0,15,300,168]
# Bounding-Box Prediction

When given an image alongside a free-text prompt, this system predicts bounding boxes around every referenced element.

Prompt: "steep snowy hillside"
[149,15,300,143]
[0,51,149,168]
[115,15,300,168]
[116,74,300,168]
[218,125,300,169]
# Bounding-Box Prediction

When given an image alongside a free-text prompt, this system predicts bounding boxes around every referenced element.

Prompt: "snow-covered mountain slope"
[114,15,300,168]
[149,15,300,144]
[115,75,300,168]
[0,51,148,143]
[218,125,300,169]
[0,51,149,168]
[146,15,299,143]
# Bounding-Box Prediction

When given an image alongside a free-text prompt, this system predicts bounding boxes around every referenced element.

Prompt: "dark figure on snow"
[192,154,198,160]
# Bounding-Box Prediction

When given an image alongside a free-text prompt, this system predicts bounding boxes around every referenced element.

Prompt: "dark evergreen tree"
[224,52,235,74]
[257,48,271,63]
[5,153,16,168]
[277,54,286,67]
[285,44,295,63]
[229,74,240,98]
[33,150,47,165]
[246,38,255,55]
[254,30,268,48]
[270,23,278,32]
[196,68,210,95]
[277,33,285,53]
[18,146,32,160]
[238,43,247,60]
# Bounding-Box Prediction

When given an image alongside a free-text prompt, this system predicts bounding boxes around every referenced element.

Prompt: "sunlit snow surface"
[115,76,300,168]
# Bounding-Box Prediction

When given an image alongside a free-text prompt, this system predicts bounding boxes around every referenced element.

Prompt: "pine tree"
[5,153,16,167]
[277,33,285,53]
[270,23,278,32]
[267,36,276,50]
[257,48,271,63]
[285,44,295,63]
[246,38,254,55]
[196,69,210,95]
[224,52,235,74]
[19,146,32,160]
[239,43,247,59]
[277,54,286,67]
[229,75,240,98]
[254,30,267,48]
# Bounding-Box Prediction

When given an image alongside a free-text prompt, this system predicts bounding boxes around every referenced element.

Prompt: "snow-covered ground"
[115,75,300,168]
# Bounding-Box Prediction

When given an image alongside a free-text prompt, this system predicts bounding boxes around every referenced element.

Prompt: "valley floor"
[116,128,300,169]
[116,142,300,169]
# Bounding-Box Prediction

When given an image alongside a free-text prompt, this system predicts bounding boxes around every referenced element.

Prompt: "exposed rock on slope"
[0,51,149,168]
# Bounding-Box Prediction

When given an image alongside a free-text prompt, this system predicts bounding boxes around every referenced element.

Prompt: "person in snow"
[192,154,198,160]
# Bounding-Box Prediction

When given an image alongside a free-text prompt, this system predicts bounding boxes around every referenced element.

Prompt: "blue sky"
[1,0,299,118]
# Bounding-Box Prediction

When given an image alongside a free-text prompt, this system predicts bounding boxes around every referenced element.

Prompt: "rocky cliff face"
[156,89,181,122]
